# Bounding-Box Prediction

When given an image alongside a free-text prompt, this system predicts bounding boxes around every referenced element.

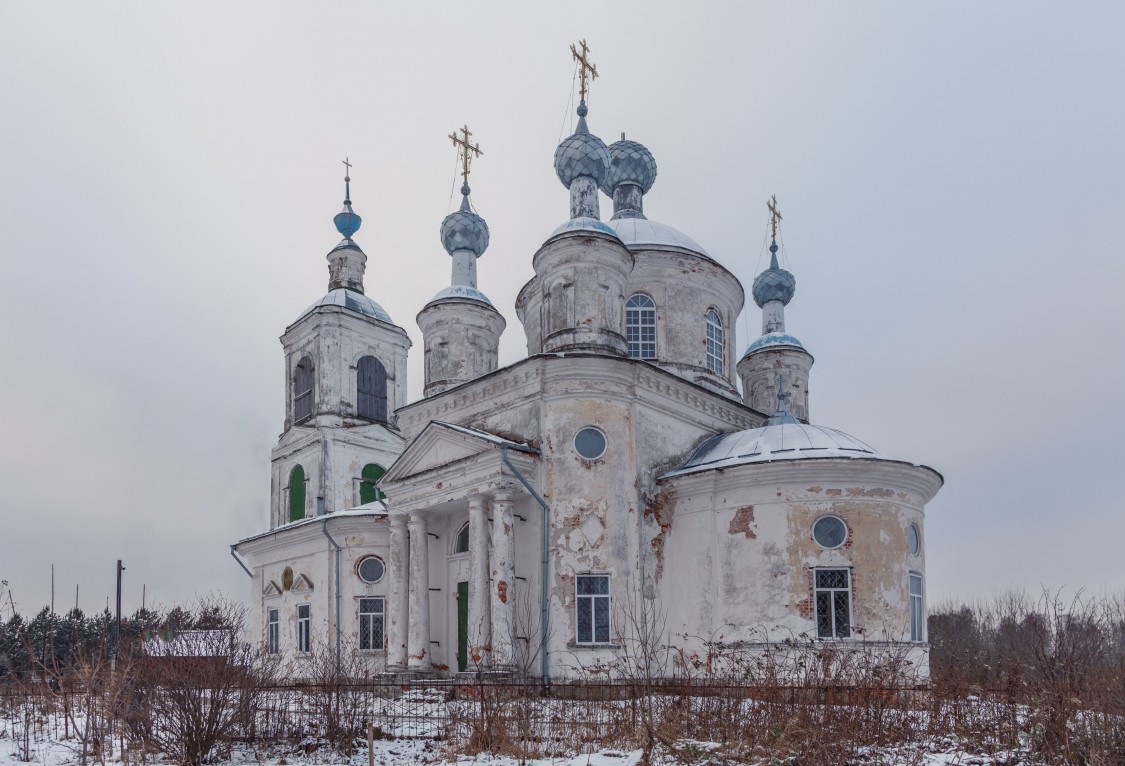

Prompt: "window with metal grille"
[705,310,724,375]
[359,463,386,504]
[267,609,279,654]
[294,356,314,424]
[358,598,384,651]
[814,568,851,638]
[625,294,657,359]
[357,355,388,422]
[287,465,306,523]
[576,574,610,644]
[909,573,924,641]
[297,604,311,653]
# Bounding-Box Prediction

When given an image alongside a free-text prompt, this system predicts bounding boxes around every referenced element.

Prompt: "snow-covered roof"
[431,421,538,453]
[233,502,387,546]
[429,285,493,305]
[549,217,621,239]
[742,332,807,357]
[661,423,892,479]
[607,217,709,256]
[296,287,393,324]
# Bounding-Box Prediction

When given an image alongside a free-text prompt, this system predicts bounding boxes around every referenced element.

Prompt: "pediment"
[290,574,314,592]
[263,580,283,597]
[382,421,536,485]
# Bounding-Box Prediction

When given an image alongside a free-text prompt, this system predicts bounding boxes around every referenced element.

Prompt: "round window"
[812,516,848,549]
[357,556,385,584]
[574,427,607,460]
[907,523,921,556]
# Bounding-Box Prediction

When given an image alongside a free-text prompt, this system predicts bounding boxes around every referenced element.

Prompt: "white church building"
[232,54,942,682]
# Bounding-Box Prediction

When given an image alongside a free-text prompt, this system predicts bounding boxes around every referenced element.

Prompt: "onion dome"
[440,184,490,257]
[752,241,796,308]
[333,174,362,239]
[600,139,657,195]
[554,102,610,189]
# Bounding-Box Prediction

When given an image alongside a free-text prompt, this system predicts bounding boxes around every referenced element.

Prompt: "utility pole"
[114,560,125,663]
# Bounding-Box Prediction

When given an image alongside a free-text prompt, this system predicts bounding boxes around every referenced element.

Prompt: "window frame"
[296,604,311,653]
[453,522,470,555]
[287,465,306,523]
[575,574,611,645]
[625,294,657,360]
[357,555,385,584]
[356,355,389,423]
[358,463,386,505]
[293,356,314,425]
[267,608,279,654]
[909,572,924,642]
[358,597,385,651]
[705,309,725,375]
[813,568,852,639]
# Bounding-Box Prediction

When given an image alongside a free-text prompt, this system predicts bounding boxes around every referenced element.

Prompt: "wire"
[558,61,579,143]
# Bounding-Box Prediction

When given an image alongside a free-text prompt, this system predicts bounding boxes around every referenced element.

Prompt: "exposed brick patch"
[497,580,509,604]
[728,506,757,539]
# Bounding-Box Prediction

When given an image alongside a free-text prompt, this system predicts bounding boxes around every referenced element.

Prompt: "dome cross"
[767,194,783,240]
[449,125,483,185]
[570,39,599,102]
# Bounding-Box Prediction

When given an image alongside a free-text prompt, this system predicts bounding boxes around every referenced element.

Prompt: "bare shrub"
[127,594,278,765]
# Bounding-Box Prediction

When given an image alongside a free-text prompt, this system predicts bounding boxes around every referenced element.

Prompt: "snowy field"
[0,689,1038,766]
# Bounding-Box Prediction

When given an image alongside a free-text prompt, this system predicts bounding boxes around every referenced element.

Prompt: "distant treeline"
[0,603,236,678]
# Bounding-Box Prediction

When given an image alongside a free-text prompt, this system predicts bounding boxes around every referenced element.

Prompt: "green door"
[456,581,468,672]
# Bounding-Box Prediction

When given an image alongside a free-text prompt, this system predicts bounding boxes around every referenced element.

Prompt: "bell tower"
[270,163,411,526]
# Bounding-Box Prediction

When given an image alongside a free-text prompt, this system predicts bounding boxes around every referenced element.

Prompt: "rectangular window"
[358,598,385,651]
[909,573,924,641]
[267,609,279,654]
[297,604,311,653]
[814,568,851,638]
[576,574,610,644]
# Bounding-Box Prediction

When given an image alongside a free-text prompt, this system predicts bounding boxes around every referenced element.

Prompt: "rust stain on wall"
[728,506,757,539]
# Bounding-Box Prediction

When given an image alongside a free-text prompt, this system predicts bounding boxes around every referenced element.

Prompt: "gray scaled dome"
[440,185,490,256]
[752,243,796,307]
[600,139,657,195]
[554,103,610,189]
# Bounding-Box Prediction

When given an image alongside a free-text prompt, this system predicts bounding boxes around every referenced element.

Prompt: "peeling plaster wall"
[657,461,934,674]
[236,515,390,676]
[417,298,505,398]
[624,247,744,397]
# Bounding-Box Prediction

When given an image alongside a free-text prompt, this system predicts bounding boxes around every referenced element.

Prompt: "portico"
[380,421,539,674]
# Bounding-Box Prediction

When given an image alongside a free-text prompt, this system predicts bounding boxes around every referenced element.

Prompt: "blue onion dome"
[440,184,490,256]
[334,183,362,238]
[554,102,610,189]
[600,139,657,195]
[752,241,796,307]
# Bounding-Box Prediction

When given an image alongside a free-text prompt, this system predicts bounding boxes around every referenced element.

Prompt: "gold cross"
[570,39,599,102]
[448,125,483,183]
[342,157,352,181]
[767,195,783,240]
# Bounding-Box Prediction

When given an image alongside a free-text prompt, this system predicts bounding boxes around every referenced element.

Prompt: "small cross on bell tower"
[448,126,483,188]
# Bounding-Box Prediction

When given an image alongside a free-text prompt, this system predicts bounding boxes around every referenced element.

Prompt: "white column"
[490,491,516,667]
[386,514,409,671]
[406,512,431,671]
[467,495,492,668]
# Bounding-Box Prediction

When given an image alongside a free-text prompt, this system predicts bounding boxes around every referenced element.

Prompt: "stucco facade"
[233,81,942,683]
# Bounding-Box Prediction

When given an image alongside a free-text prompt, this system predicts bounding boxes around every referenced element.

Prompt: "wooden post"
[367,724,374,766]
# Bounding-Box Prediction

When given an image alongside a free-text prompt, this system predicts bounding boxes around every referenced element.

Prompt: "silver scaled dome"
[554,103,610,189]
[752,242,797,307]
[440,185,490,256]
[600,139,657,195]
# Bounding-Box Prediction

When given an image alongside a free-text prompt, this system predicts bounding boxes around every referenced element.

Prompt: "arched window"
[625,294,657,360]
[293,356,314,424]
[359,463,386,505]
[705,309,724,375]
[357,355,388,422]
[288,464,306,522]
[454,522,470,555]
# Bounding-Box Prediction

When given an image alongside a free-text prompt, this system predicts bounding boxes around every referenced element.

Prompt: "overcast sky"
[1,2,1122,617]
